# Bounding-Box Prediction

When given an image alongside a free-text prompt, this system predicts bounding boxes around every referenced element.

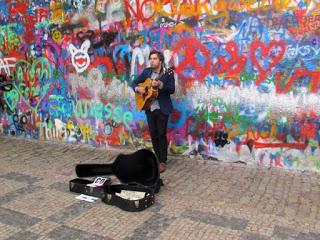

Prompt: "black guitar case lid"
[75,149,161,190]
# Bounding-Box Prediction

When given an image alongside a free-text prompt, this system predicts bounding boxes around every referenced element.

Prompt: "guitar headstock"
[166,66,175,75]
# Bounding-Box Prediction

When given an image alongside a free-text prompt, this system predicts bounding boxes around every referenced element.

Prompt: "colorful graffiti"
[0,0,319,171]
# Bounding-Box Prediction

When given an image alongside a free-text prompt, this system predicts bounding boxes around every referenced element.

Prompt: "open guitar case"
[69,149,163,212]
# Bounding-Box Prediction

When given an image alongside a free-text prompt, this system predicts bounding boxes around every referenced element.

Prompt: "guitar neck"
[157,66,174,80]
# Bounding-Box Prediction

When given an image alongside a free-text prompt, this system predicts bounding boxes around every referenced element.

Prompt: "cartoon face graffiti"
[73,0,87,10]
[51,30,62,43]
[68,40,91,73]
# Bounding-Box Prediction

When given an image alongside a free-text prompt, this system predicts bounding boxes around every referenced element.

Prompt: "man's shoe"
[159,163,166,173]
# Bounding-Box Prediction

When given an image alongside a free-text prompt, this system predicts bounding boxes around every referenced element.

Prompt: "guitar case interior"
[69,149,163,211]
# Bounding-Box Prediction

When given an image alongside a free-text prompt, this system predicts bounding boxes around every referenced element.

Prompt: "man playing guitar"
[132,50,175,173]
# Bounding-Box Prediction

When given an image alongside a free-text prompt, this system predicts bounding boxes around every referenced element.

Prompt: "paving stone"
[0,207,41,228]
[47,225,108,240]
[0,222,20,239]
[240,232,269,240]
[126,213,176,240]
[65,204,154,239]
[147,201,163,212]
[4,230,40,240]
[273,225,299,239]
[0,172,42,184]
[158,218,240,240]
[49,182,71,193]
[48,202,96,223]
[27,220,61,235]
[182,209,249,230]
[0,178,27,197]
[296,232,320,240]
[2,189,76,219]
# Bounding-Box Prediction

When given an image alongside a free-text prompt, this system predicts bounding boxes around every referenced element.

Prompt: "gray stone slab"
[240,232,269,240]
[297,232,320,240]
[4,231,40,240]
[47,225,108,240]
[0,185,41,205]
[182,209,248,230]
[0,172,42,184]
[0,207,41,228]
[125,213,176,240]
[48,202,95,223]
[148,201,163,212]
[273,225,299,238]
[49,182,70,193]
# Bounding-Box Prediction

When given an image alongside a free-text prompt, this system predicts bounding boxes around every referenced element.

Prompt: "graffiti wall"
[0,0,319,171]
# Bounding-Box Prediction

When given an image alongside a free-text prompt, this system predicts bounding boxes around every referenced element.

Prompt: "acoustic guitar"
[135,66,175,111]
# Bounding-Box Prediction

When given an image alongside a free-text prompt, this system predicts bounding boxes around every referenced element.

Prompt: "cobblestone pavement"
[1,136,320,240]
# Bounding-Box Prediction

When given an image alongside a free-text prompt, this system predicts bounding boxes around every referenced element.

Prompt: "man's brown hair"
[149,50,164,62]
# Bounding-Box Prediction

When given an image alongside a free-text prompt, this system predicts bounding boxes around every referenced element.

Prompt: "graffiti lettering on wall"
[0,57,16,76]
[72,100,133,129]
[0,0,319,172]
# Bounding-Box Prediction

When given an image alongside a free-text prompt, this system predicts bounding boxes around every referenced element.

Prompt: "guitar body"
[135,78,158,111]
[134,66,175,111]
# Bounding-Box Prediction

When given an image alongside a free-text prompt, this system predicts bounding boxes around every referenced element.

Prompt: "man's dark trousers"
[146,109,169,163]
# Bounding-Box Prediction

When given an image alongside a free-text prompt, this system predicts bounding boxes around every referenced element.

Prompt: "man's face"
[149,53,161,70]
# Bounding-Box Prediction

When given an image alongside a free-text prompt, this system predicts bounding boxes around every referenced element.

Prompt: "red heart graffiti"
[250,40,286,86]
